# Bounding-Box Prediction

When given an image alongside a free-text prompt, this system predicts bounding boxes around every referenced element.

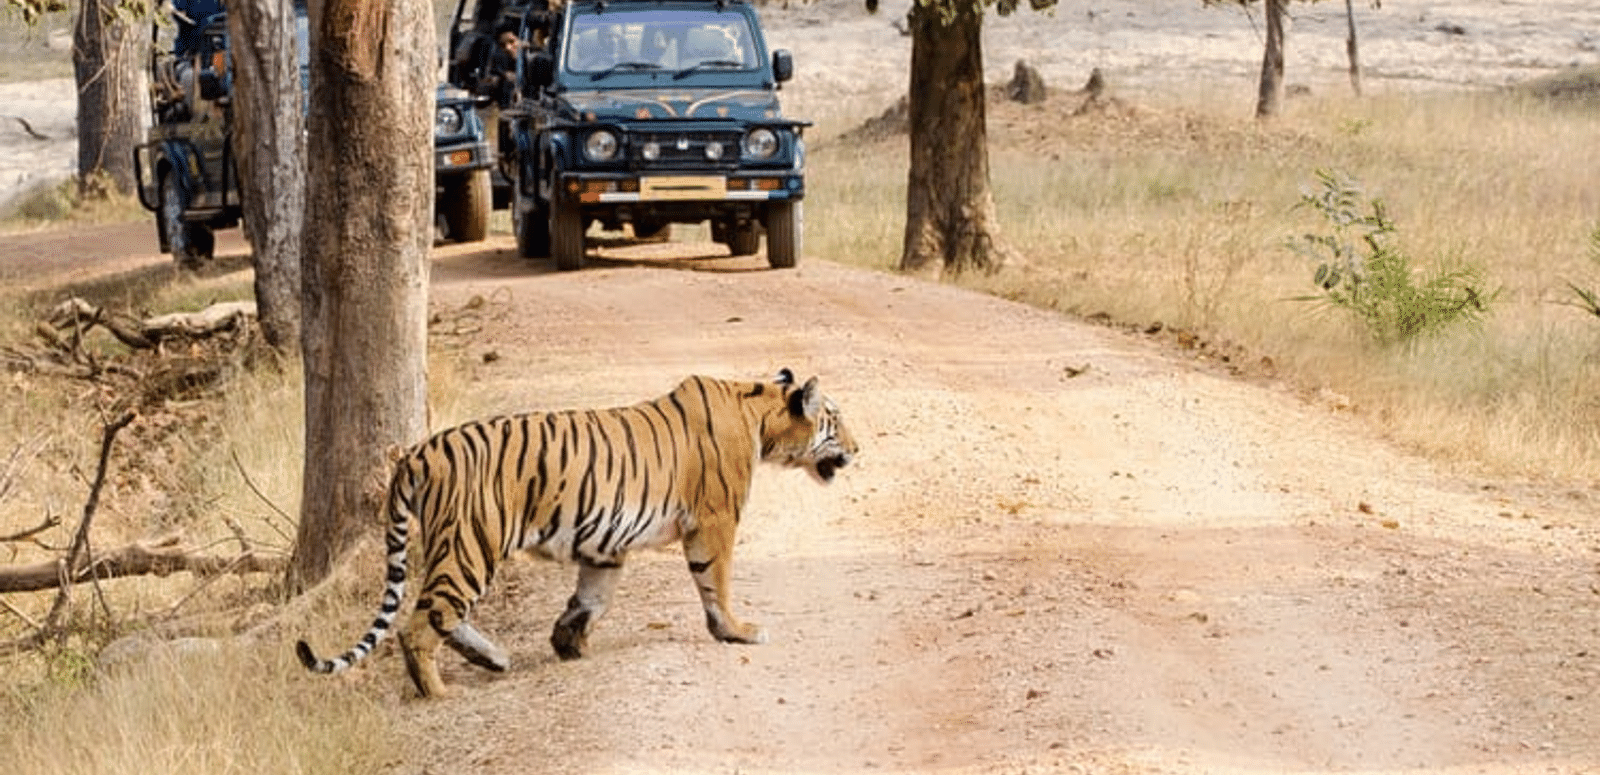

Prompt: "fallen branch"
[0,514,60,543]
[0,533,286,593]
[43,298,257,351]
[5,115,49,140]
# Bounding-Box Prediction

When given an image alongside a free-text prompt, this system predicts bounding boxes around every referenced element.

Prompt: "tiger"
[295,369,856,698]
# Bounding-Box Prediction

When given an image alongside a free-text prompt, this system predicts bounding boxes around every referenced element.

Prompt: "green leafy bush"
[1289,169,1494,347]
[1561,224,1600,319]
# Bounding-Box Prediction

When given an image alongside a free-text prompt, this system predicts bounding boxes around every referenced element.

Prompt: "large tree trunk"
[898,0,1007,278]
[72,0,144,197]
[1255,0,1286,118]
[289,0,433,592]
[226,0,305,350]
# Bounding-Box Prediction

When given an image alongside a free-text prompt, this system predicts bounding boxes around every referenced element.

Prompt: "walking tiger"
[295,369,856,697]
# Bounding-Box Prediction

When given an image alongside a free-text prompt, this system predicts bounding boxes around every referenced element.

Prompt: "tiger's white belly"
[520,504,689,562]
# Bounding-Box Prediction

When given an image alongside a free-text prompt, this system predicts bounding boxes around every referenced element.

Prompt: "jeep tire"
[765,200,801,269]
[550,199,585,271]
[726,221,761,257]
[512,172,550,258]
[441,168,491,243]
[631,221,671,241]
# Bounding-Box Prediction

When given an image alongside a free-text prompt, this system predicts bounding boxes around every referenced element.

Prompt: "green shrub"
[1289,169,1494,347]
[1561,224,1600,319]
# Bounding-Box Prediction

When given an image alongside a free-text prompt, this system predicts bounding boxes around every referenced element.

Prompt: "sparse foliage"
[1289,170,1494,346]
[1559,224,1600,319]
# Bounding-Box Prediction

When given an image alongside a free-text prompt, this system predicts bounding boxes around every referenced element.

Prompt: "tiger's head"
[763,369,858,484]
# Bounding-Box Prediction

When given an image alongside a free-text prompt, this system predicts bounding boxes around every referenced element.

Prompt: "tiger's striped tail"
[294,463,416,675]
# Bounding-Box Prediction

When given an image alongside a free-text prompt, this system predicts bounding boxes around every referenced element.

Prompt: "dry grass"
[808,81,1600,480]
[0,641,388,775]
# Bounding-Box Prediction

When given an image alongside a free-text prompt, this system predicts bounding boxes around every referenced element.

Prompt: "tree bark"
[898,0,1007,278]
[1344,0,1362,96]
[226,0,306,351]
[1254,0,1286,118]
[72,0,144,196]
[290,0,433,592]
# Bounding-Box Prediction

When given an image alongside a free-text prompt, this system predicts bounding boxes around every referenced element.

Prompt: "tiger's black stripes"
[295,371,857,698]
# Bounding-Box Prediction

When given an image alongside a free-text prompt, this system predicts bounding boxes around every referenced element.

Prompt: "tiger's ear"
[775,367,796,386]
[788,376,821,419]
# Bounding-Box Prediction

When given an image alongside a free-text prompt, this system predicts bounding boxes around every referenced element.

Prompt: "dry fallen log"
[0,533,285,593]
[43,297,257,351]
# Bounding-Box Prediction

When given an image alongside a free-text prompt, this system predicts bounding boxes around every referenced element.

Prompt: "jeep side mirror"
[772,49,793,83]
[524,50,554,92]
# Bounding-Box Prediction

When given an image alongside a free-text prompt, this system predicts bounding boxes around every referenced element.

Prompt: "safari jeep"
[502,0,808,270]
[133,6,496,267]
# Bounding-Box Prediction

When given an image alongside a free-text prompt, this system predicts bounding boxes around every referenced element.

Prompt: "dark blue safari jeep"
[485,0,807,270]
[133,3,495,267]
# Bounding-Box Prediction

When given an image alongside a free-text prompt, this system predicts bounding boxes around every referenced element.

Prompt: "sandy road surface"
[312,235,1598,775]
[1,217,1596,772]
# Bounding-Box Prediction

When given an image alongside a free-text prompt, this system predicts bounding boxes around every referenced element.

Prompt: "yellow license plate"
[641,176,726,200]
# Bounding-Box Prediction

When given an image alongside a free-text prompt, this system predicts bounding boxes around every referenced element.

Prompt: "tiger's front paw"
[550,617,591,661]
[708,615,767,645]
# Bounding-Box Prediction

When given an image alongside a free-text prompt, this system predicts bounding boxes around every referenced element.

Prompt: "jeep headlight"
[584,130,619,161]
[434,106,463,136]
[743,128,779,159]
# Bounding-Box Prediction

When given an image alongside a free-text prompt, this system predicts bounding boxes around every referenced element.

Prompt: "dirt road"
[4,224,1597,772]
[284,234,1598,775]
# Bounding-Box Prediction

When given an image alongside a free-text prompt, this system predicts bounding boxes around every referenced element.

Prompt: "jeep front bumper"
[435,139,494,176]
[556,171,804,205]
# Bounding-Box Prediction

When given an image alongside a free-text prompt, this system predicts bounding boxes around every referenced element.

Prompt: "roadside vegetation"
[808,76,1600,481]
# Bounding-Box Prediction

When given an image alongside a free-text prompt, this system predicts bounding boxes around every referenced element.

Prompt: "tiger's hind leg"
[401,574,508,696]
[446,621,510,673]
[550,557,625,660]
[398,605,451,699]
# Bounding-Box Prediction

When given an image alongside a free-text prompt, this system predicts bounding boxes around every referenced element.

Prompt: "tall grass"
[0,642,388,775]
[807,85,1600,480]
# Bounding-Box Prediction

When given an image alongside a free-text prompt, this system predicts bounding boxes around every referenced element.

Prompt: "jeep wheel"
[727,222,761,257]
[441,169,491,243]
[550,200,585,271]
[765,200,801,269]
[631,221,671,241]
[512,172,549,258]
[161,172,212,270]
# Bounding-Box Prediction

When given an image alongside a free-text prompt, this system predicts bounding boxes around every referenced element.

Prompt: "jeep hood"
[555,88,785,122]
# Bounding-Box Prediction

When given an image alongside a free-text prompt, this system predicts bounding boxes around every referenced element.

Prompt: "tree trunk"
[226,0,305,351]
[1254,0,1285,118]
[1344,0,1362,97]
[898,0,1007,278]
[289,0,433,592]
[72,0,144,197]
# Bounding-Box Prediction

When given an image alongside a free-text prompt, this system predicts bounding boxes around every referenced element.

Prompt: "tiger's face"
[766,372,858,485]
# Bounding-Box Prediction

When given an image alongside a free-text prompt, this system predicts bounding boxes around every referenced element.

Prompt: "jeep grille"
[632,129,744,169]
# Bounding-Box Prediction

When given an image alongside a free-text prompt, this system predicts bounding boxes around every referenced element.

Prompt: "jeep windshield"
[564,7,760,80]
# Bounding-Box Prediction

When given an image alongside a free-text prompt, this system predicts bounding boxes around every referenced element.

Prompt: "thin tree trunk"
[226,0,305,350]
[72,0,144,196]
[898,0,1007,277]
[1344,0,1362,96]
[289,0,433,592]
[1255,0,1285,118]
